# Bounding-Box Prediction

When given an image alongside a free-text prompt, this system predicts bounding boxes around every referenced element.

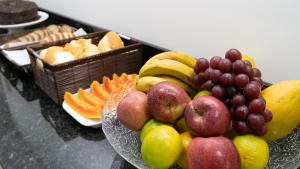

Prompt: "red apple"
[188,136,241,169]
[185,96,231,137]
[117,91,151,131]
[148,82,190,123]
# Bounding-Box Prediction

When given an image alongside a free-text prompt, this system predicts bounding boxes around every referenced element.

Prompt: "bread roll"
[43,46,75,65]
[98,32,124,53]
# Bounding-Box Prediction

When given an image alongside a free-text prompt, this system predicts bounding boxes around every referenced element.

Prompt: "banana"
[145,51,196,68]
[136,76,196,95]
[139,59,195,86]
[261,80,300,142]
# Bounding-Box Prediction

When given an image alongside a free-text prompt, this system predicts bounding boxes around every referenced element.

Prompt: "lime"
[174,117,189,133]
[233,135,269,169]
[141,125,183,169]
[194,90,212,99]
[140,119,163,142]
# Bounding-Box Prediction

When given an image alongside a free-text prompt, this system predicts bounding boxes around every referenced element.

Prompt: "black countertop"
[0,57,136,169]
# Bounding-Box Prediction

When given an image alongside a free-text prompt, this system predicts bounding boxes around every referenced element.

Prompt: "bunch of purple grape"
[193,48,273,136]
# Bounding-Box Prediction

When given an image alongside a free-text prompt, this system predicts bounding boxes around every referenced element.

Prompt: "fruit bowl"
[103,99,300,169]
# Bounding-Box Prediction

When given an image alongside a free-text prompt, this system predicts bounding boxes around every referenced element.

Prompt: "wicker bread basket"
[27,31,143,104]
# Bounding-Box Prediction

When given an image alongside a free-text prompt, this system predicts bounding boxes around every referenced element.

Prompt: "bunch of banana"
[138,51,197,96]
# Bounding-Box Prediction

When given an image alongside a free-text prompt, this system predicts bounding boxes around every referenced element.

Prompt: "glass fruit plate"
[102,91,300,169]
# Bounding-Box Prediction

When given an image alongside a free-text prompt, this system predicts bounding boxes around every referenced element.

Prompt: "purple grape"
[222,98,231,107]
[232,60,246,74]
[243,83,261,100]
[262,109,273,122]
[225,49,242,62]
[195,58,209,73]
[231,94,247,108]
[203,68,212,80]
[253,125,267,136]
[225,86,238,98]
[218,58,232,73]
[249,98,266,114]
[247,113,265,130]
[210,56,222,69]
[245,66,253,79]
[210,69,222,83]
[229,107,236,120]
[235,105,250,120]
[243,60,252,67]
[257,95,266,104]
[252,68,262,78]
[220,73,234,87]
[252,77,264,88]
[193,74,203,87]
[211,85,225,99]
[233,121,250,135]
[203,80,214,90]
[234,74,250,88]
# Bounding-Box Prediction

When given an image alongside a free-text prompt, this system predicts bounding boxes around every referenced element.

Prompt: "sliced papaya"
[78,88,104,107]
[120,73,129,83]
[90,81,110,100]
[103,76,117,93]
[112,73,122,88]
[64,92,102,119]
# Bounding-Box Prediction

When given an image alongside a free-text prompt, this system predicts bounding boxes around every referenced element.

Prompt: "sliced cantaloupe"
[78,88,104,107]
[103,76,117,93]
[64,92,102,119]
[90,81,110,100]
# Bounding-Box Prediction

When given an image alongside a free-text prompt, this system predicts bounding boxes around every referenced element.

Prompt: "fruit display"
[193,49,272,136]
[261,80,300,142]
[112,50,300,169]
[63,73,138,121]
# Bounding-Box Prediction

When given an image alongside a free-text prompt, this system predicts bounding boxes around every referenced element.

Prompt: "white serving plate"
[0,11,49,29]
[62,88,102,128]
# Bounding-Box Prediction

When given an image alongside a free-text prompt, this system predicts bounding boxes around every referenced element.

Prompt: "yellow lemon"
[242,54,256,68]
[233,135,269,169]
[141,125,183,169]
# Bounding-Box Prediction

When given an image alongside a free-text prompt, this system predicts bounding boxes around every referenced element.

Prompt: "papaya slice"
[112,73,122,88]
[78,88,104,107]
[120,73,129,83]
[103,76,117,93]
[90,81,110,100]
[64,92,102,119]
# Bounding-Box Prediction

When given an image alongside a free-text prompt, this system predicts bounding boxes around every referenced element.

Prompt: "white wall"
[35,0,300,83]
